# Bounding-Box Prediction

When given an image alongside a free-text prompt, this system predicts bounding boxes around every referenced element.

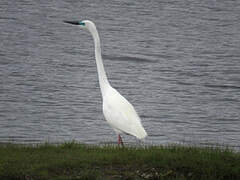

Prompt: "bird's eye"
[79,22,85,26]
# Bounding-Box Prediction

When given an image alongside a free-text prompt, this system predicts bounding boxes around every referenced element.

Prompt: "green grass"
[0,142,239,180]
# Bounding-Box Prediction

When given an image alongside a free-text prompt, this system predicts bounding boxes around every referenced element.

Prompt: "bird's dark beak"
[63,20,79,25]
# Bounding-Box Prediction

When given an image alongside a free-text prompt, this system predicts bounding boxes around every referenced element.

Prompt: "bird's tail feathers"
[135,127,147,139]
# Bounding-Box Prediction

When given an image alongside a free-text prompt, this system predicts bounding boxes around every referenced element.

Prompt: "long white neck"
[89,25,110,96]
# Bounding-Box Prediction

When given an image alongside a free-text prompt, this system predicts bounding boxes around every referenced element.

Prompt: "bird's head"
[64,20,96,33]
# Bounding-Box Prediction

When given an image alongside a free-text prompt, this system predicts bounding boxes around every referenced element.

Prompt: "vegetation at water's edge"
[0,142,239,180]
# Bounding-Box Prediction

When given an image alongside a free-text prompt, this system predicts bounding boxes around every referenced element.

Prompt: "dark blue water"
[0,0,240,148]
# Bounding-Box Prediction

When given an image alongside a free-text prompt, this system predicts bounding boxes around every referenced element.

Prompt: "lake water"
[0,0,240,148]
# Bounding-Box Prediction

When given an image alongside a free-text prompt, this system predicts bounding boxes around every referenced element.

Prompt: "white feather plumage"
[103,86,147,139]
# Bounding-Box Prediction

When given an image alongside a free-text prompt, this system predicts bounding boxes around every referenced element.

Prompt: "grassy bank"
[0,142,239,180]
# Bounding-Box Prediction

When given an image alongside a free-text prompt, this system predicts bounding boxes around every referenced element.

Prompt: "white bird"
[64,20,147,145]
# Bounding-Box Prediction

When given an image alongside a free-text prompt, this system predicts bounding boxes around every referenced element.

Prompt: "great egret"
[64,20,147,145]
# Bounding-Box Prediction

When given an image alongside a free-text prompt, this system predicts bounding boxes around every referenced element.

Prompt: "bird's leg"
[118,135,124,147]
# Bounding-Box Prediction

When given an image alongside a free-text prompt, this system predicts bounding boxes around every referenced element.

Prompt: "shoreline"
[0,142,239,179]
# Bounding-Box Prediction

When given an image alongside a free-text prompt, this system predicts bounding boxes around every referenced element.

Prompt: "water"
[0,0,240,148]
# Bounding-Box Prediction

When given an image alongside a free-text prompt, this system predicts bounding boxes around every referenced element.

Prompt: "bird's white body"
[103,85,147,139]
[66,20,147,140]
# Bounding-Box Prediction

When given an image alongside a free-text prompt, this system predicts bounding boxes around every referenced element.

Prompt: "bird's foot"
[118,135,124,147]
